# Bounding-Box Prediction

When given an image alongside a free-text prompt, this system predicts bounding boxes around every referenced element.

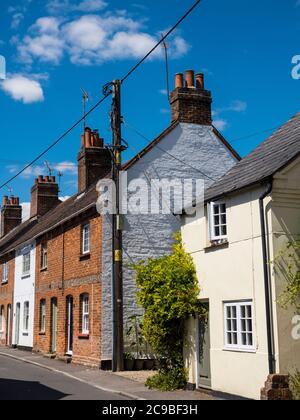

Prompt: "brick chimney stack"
[1,196,22,237]
[30,175,60,218]
[77,127,112,194]
[170,70,212,126]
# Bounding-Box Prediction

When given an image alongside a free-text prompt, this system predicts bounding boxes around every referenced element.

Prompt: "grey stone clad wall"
[101,123,238,360]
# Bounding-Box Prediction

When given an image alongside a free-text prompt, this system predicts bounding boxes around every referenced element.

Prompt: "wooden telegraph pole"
[111,80,124,372]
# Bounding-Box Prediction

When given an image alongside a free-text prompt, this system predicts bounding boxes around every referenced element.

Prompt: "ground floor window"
[0,305,5,333]
[39,299,46,333]
[23,301,30,332]
[80,294,89,335]
[224,301,255,352]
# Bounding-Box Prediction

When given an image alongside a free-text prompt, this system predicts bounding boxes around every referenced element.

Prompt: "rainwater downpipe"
[259,180,276,374]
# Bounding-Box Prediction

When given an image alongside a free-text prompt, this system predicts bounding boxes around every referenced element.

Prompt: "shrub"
[133,233,206,391]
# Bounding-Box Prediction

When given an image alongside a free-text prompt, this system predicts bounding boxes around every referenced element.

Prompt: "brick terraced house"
[0,69,240,368]
[0,129,111,366]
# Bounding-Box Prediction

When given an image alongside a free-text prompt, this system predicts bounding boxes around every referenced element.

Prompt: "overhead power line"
[0,0,203,192]
[124,121,217,183]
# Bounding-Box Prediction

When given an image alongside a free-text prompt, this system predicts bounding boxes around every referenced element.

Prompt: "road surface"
[0,355,129,400]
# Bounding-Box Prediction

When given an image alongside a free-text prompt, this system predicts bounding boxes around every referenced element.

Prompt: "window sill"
[223,347,256,354]
[78,333,89,340]
[79,253,90,261]
[39,332,46,336]
[204,240,229,252]
[1,281,8,285]
[40,267,48,273]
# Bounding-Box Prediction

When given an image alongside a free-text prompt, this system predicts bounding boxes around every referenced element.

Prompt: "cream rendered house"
[181,112,300,400]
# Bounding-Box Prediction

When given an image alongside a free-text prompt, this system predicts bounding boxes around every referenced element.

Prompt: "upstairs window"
[224,301,255,352]
[40,243,48,270]
[23,301,30,332]
[2,262,8,284]
[82,224,90,255]
[22,252,31,276]
[210,202,227,241]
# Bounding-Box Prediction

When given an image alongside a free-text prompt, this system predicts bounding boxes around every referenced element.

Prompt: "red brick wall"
[0,255,15,347]
[33,212,103,367]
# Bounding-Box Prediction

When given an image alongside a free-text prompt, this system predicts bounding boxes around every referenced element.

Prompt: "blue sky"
[0,0,300,205]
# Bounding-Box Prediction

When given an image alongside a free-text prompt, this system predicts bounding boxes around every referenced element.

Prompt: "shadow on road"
[0,378,69,400]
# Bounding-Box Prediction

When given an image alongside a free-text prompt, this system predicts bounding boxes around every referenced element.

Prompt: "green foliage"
[275,240,300,310]
[132,233,205,391]
[290,370,300,400]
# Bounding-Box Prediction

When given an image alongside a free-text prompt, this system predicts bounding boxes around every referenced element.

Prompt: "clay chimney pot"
[175,73,184,89]
[185,70,195,88]
[196,73,204,89]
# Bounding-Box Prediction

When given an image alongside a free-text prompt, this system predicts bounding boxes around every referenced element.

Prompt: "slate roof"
[0,185,98,257]
[205,112,300,202]
[0,119,240,256]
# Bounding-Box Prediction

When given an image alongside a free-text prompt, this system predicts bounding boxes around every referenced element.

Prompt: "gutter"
[259,180,276,374]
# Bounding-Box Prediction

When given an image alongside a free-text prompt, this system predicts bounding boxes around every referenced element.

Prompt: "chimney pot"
[185,70,195,88]
[196,73,204,89]
[38,175,43,183]
[50,176,56,183]
[84,127,92,148]
[3,196,8,205]
[175,73,184,89]
[44,176,50,183]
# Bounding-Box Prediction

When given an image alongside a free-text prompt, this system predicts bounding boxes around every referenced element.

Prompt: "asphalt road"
[0,355,129,400]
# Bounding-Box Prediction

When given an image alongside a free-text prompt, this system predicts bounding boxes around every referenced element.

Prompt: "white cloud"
[47,0,107,14]
[18,17,64,64]
[53,161,77,174]
[17,12,188,66]
[0,75,44,104]
[11,13,24,30]
[216,100,247,114]
[6,161,77,180]
[159,89,168,95]
[213,119,228,131]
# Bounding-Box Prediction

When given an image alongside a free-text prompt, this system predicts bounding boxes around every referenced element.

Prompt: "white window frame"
[82,295,89,334]
[40,300,46,333]
[41,243,48,270]
[82,224,90,255]
[224,301,255,352]
[209,201,227,241]
[23,301,30,332]
[0,306,5,333]
[2,262,9,284]
[22,252,31,276]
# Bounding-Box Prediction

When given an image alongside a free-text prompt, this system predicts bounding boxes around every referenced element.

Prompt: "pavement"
[0,347,219,401]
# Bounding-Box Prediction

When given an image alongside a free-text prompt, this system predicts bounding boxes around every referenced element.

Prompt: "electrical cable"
[0,0,203,191]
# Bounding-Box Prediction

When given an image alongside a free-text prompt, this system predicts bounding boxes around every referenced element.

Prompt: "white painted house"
[12,242,36,349]
[181,112,300,400]
[100,70,240,361]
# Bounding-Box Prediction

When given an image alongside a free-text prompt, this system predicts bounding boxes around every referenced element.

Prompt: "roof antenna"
[81,88,89,130]
[57,171,63,193]
[161,34,170,103]
[44,160,53,177]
